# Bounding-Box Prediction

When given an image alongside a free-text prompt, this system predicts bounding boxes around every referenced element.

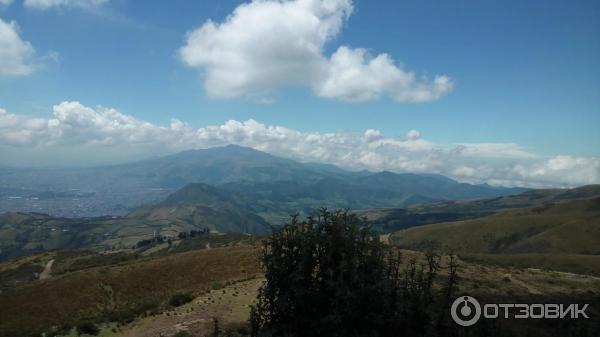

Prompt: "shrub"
[75,320,99,336]
[173,331,192,337]
[169,292,194,307]
[105,308,137,324]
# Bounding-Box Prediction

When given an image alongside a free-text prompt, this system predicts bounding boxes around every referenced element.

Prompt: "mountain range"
[0,145,532,260]
[0,145,525,218]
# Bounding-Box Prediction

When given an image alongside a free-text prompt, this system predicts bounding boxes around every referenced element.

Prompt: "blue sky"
[0,0,599,187]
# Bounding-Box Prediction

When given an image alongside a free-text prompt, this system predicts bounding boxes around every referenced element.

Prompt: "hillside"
[366,184,600,232]
[129,183,271,235]
[0,212,124,261]
[0,245,262,337]
[1,245,598,337]
[0,185,270,261]
[390,196,600,255]
[410,184,600,213]
[3,184,596,261]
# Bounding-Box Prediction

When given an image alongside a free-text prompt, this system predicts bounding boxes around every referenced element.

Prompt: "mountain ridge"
[0,145,527,218]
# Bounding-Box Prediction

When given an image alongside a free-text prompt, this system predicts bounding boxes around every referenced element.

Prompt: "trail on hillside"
[380,234,391,245]
[39,259,55,280]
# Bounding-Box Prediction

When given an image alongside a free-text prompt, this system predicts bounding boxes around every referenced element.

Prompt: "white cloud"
[0,0,14,6]
[2,101,599,188]
[452,143,537,159]
[24,0,108,10]
[511,156,600,187]
[0,18,35,76]
[0,101,197,148]
[255,97,275,105]
[406,129,421,140]
[179,0,453,102]
[315,47,454,102]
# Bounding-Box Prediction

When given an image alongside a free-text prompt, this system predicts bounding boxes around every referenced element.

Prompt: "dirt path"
[380,234,391,245]
[39,259,54,280]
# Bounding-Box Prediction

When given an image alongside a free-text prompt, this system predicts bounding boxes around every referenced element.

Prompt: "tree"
[249,209,455,337]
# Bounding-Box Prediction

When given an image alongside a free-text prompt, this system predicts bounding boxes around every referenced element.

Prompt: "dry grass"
[459,253,600,277]
[115,277,264,337]
[106,249,600,337]
[2,244,599,337]
[0,246,261,337]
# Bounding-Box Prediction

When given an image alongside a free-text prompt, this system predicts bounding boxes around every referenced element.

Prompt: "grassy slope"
[2,245,599,337]
[109,251,600,337]
[0,184,271,261]
[460,253,600,277]
[390,197,600,255]
[0,211,261,261]
[364,184,600,233]
[0,245,261,337]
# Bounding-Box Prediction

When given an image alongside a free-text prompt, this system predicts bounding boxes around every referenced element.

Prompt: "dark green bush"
[169,292,194,307]
[75,320,99,336]
[106,308,136,324]
[249,209,458,337]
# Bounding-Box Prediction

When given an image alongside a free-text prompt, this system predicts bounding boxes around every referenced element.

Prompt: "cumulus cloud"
[24,0,108,10]
[315,47,453,102]
[0,18,35,76]
[179,0,453,102]
[0,102,195,147]
[452,143,537,159]
[2,102,599,188]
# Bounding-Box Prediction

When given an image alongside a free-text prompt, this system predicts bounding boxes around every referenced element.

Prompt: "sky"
[0,0,599,187]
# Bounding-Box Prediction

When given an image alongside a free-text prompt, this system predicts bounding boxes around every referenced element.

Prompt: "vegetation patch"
[169,292,194,307]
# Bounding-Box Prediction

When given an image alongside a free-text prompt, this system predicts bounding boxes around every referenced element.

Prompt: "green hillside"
[367,184,600,233]
[3,184,596,261]
[390,196,600,255]
[129,183,271,235]
[0,184,271,261]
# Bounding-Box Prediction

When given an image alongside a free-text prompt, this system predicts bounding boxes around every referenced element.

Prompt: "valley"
[1,146,599,337]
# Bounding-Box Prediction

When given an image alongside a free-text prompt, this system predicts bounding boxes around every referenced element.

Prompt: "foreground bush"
[249,209,458,337]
